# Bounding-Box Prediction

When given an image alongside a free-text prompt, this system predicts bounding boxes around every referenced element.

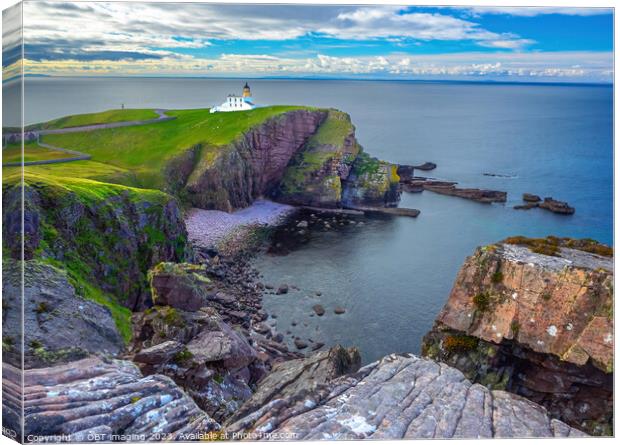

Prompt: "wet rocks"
[413,161,437,171]
[514,194,575,215]
[312,304,326,316]
[523,193,542,202]
[294,339,309,350]
[539,197,575,214]
[2,356,220,441]
[424,183,507,203]
[226,353,585,439]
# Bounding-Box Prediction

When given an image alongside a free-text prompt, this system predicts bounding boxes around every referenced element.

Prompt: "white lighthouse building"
[210,83,256,113]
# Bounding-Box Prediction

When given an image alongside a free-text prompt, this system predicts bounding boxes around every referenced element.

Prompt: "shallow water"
[10,77,613,363]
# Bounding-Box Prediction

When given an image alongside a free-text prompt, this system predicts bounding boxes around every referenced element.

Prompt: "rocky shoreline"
[2,107,612,440]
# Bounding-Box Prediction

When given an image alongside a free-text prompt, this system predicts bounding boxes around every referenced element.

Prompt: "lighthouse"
[210,82,257,113]
[243,82,251,98]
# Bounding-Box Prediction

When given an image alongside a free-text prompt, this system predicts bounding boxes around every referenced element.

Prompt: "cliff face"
[2,261,123,369]
[277,110,359,208]
[178,109,327,211]
[165,108,400,211]
[227,352,585,439]
[2,175,190,344]
[422,237,613,435]
[342,152,401,208]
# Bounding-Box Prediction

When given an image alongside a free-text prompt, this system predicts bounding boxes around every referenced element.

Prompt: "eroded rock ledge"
[422,238,613,435]
[226,353,585,439]
[2,357,220,442]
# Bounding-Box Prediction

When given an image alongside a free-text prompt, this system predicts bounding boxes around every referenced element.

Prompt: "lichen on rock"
[422,237,614,435]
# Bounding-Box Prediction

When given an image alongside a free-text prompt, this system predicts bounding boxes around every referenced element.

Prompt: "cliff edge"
[422,236,613,435]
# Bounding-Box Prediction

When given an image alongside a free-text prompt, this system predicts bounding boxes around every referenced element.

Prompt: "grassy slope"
[3,171,174,342]
[26,108,159,130]
[3,141,74,163]
[40,106,307,189]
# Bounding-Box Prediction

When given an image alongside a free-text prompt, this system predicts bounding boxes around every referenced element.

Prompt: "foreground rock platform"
[227,353,585,439]
[3,356,219,442]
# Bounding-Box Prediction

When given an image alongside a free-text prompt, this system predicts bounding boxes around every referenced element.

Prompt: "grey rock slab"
[227,353,586,439]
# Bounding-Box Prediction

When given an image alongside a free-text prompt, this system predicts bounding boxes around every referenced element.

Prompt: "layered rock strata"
[422,238,613,435]
[227,353,586,439]
[2,357,219,442]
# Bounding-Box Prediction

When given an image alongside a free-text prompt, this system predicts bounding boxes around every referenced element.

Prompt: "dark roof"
[244,82,250,89]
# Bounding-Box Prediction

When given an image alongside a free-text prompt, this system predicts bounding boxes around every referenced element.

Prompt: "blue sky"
[2,2,614,82]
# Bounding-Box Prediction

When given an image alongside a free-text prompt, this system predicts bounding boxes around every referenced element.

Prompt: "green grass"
[4,170,165,206]
[40,106,307,189]
[26,108,159,130]
[2,142,72,163]
[4,159,139,186]
[3,171,178,344]
[307,109,351,148]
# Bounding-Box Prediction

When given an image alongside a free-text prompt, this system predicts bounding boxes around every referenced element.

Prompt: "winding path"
[2,109,174,167]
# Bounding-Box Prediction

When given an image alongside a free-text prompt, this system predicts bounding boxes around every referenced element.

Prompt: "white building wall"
[210,95,256,113]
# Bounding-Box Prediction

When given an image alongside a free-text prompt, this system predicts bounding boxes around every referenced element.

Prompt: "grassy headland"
[26,108,159,131]
[39,106,307,189]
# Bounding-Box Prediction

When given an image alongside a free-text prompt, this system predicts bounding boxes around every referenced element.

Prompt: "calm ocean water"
[7,77,613,363]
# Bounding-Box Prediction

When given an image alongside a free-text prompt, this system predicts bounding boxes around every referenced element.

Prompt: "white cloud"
[462,7,613,17]
[19,50,613,83]
[21,2,537,58]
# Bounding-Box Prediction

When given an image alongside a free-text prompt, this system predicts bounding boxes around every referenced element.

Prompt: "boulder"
[133,341,184,365]
[334,306,346,314]
[186,321,257,370]
[148,262,212,311]
[2,260,123,369]
[276,284,289,295]
[294,339,309,350]
[226,353,585,439]
[413,161,437,171]
[2,357,219,441]
[312,304,326,316]
[131,306,259,422]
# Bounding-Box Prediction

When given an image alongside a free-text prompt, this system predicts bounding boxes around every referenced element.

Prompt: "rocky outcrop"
[278,110,363,208]
[2,260,123,369]
[422,237,613,435]
[226,353,585,439]
[539,197,575,215]
[341,152,401,208]
[226,345,361,426]
[183,109,327,211]
[173,108,401,212]
[2,177,189,312]
[131,257,301,422]
[2,356,220,441]
[423,183,507,203]
[514,195,575,214]
[131,305,259,422]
